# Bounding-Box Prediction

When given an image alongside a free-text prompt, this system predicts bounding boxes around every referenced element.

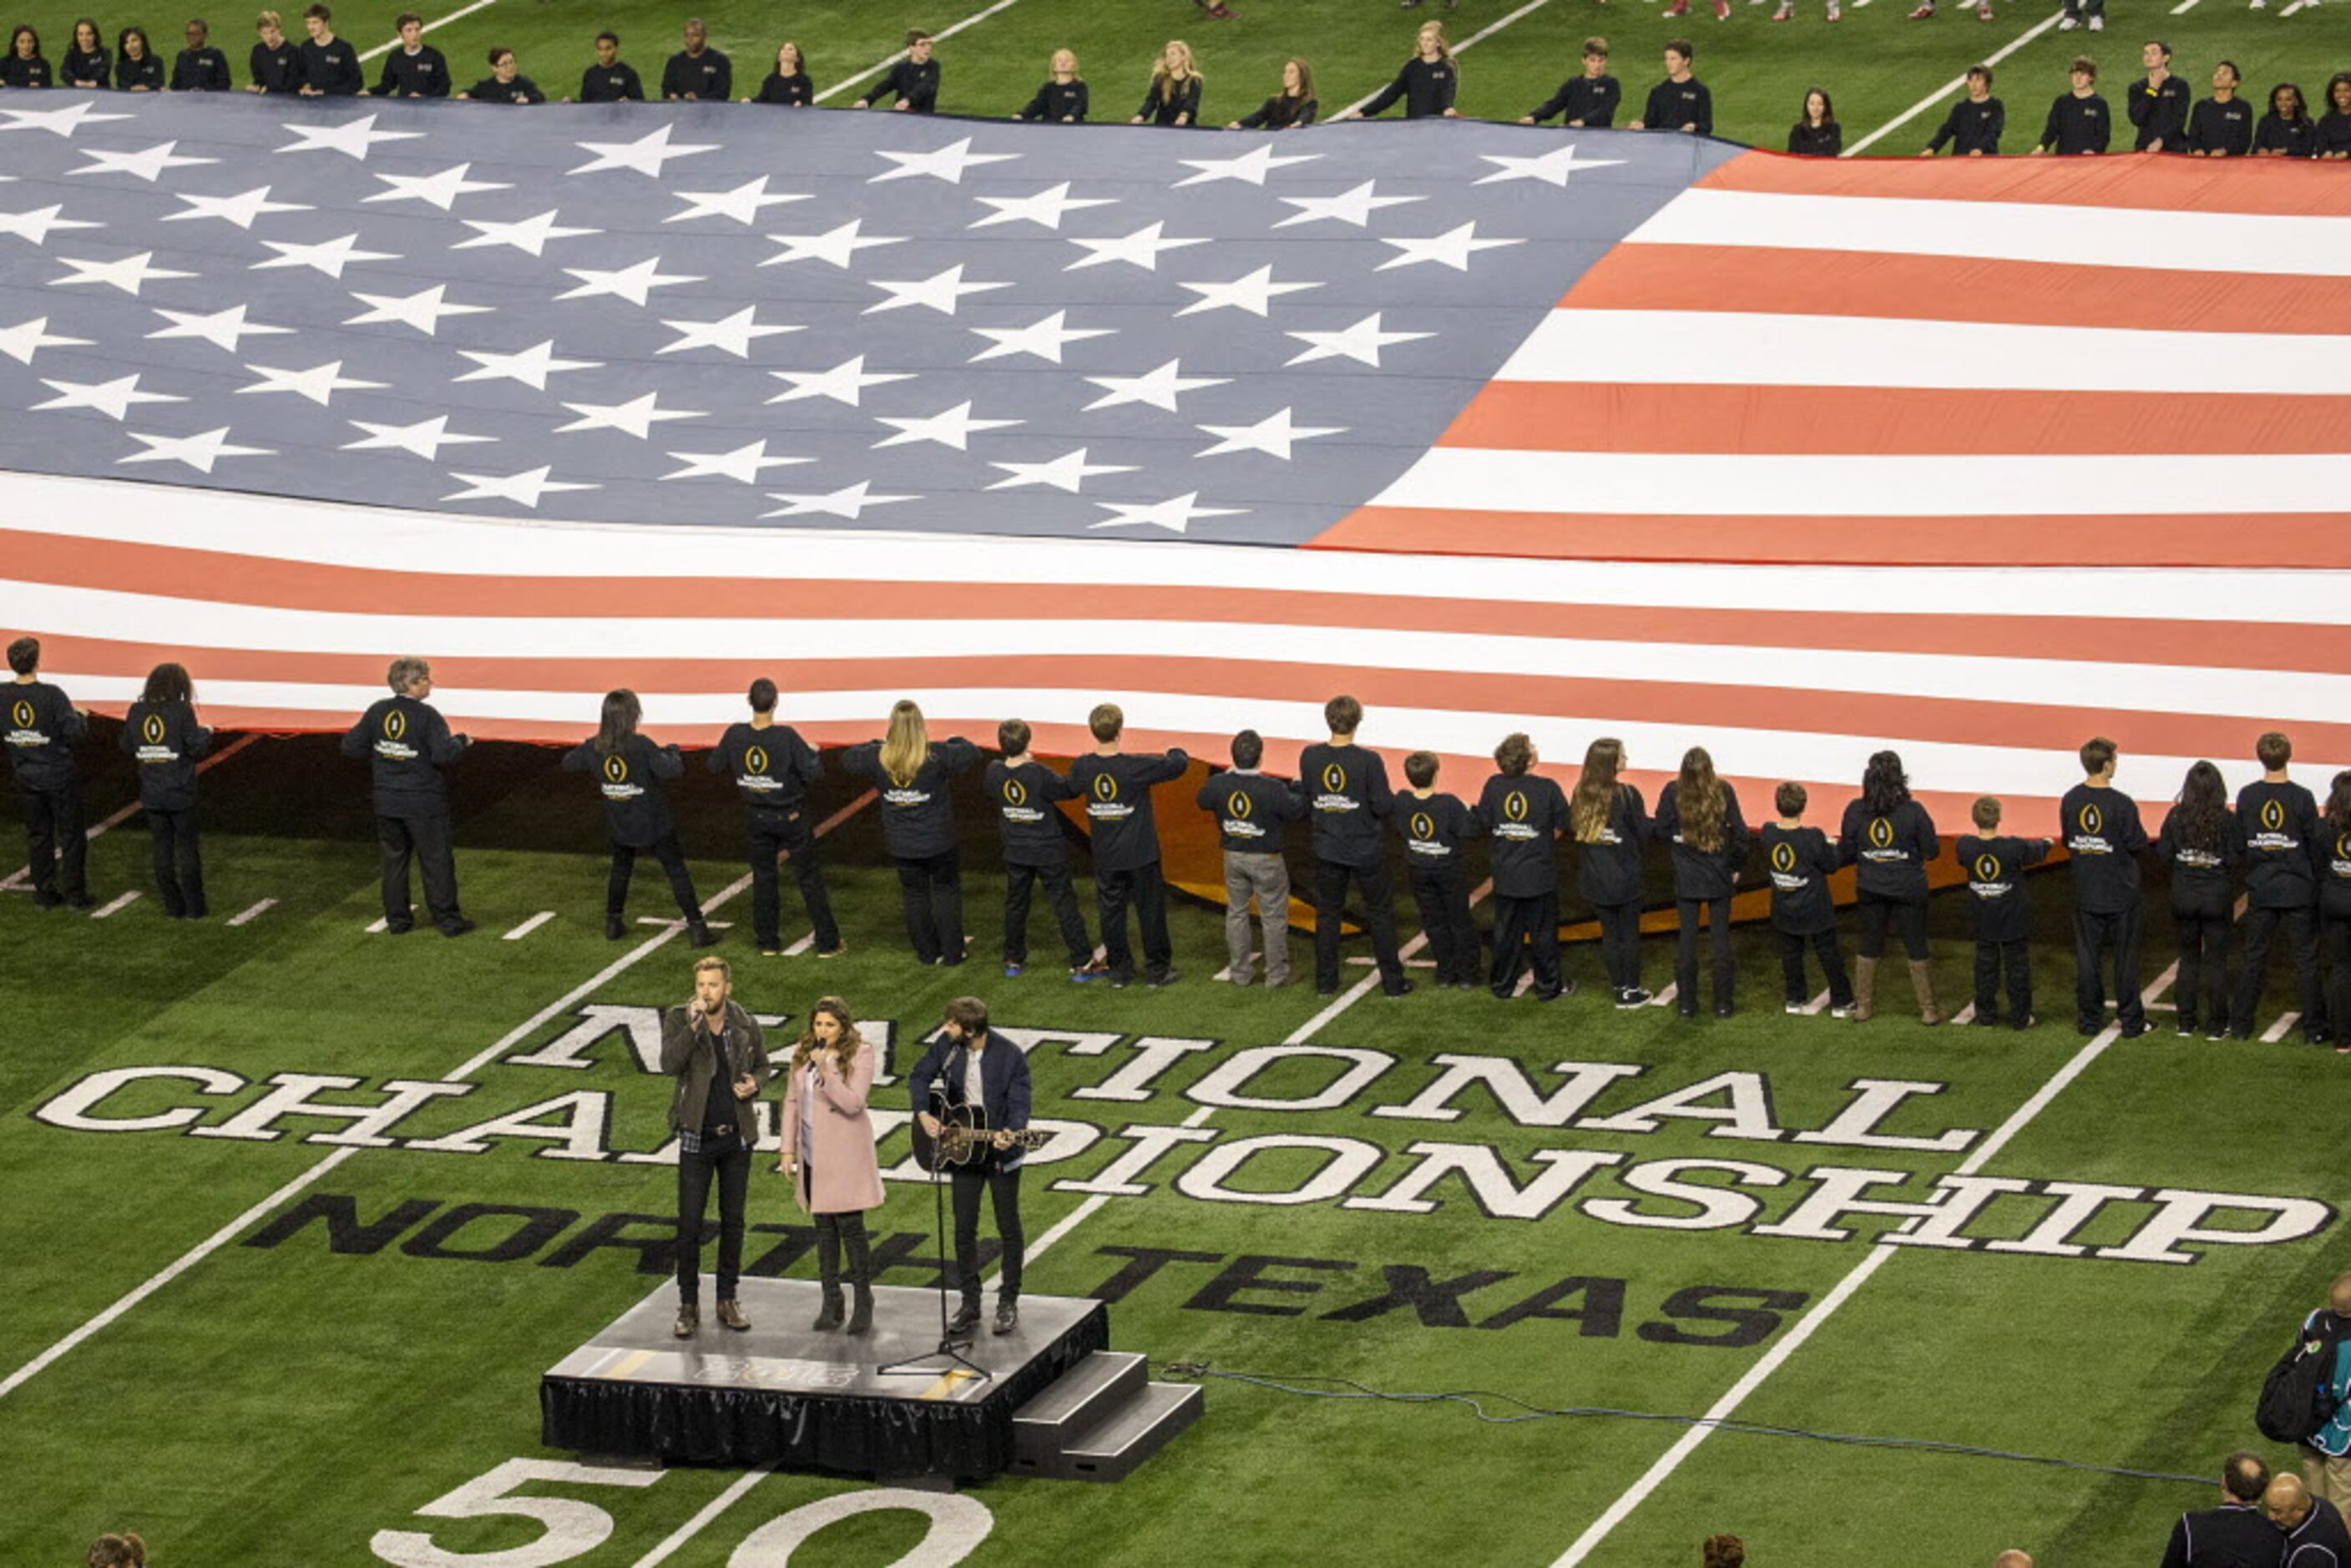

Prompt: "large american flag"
[3,93,2344,827]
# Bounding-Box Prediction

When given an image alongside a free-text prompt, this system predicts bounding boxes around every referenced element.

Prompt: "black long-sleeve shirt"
[2256,114,2317,157]
[463,73,543,103]
[1528,74,1618,126]
[4,680,87,790]
[2323,818,2351,919]
[122,701,213,812]
[1237,93,1316,129]
[374,45,448,97]
[991,758,1082,866]
[563,735,683,848]
[2239,780,2322,909]
[62,45,110,89]
[1762,824,1839,936]
[1,53,50,87]
[1641,76,1712,134]
[1199,768,1305,856]
[248,40,298,93]
[841,738,979,861]
[708,721,819,813]
[1476,773,1566,898]
[1840,797,1939,902]
[1137,73,1201,125]
[1361,56,1455,120]
[2061,783,2149,913]
[1068,750,1190,872]
[579,60,644,101]
[1958,834,2050,943]
[2319,111,2351,157]
[2186,97,2253,156]
[1398,790,1478,876]
[1019,78,1086,120]
[2040,93,2110,154]
[1576,787,1651,908]
[301,36,362,95]
[1787,120,1842,156]
[340,695,462,817]
[116,52,164,90]
[1655,780,1752,902]
[1928,94,2004,154]
[2157,810,2243,912]
[2158,1503,2289,1568]
[2128,73,2192,151]
[1298,742,1393,869]
[662,46,730,100]
[754,69,814,105]
[862,56,937,111]
[170,46,232,90]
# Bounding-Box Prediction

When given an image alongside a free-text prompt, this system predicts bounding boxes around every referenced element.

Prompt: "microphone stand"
[877,1091,991,1385]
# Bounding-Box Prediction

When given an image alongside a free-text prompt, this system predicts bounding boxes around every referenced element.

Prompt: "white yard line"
[227,898,276,928]
[1552,960,2179,1565]
[1024,879,1494,1272]
[356,0,501,62]
[1335,0,1558,119]
[813,0,1028,104]
[0,790,878,1404]
[2263,1011,2304,1044]
[364,908,408,933]
[89,890,140,918]
[1843,8,2067,155]
[2168,0,2201,13]
[2,733,260,889]
[502,910,556,941]
[1949,1001,1977,1025]
[628,1464,779,1568]
[1801,988,1833,1015]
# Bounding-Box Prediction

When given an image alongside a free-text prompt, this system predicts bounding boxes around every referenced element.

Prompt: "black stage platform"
[541,1277,1110,1480]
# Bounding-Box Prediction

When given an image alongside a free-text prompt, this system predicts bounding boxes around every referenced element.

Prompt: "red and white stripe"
[1323,151,2351,567]
[6,467,2343,836]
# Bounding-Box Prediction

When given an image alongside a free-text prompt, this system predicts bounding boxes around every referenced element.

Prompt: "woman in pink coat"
[776,996,886,1334]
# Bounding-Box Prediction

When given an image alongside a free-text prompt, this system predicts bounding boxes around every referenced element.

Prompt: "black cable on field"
[1156,1363,2208,1487]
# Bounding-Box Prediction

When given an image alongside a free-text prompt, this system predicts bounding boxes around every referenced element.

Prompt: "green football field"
[6,0,2342,154]
[2,726,2342,1565]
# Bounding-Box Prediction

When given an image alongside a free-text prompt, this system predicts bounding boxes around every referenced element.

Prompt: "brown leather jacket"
[659,1000,771,1141]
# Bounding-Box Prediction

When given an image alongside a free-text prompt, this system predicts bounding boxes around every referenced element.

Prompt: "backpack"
[2257,1314,2349,1444]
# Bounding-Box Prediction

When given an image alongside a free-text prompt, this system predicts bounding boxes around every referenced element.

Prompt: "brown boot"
[1909,959,1944,1025]
[715,1298,751,1331]
[1851,957,1877,1022]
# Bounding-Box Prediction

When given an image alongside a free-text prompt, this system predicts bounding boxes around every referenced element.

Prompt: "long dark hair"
[1676,746,1726,854]
[593,688,641,756]
[791,994,864,1075]
[1861,750,1910,817]
[139,661,193,705]
[2271,82,2308,123]
[71,16,99,51]
[2172,760,2228,852]
[2325,770,2351,835]
[119,24,150,58]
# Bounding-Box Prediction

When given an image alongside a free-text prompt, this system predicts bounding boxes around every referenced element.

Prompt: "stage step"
[1010,1351,1146,1475]
[1059,1381,1203,1484]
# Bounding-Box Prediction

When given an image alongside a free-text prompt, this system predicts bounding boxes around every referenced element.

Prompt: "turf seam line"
[0,787,878,1405]
[1842,8,2068,156]
[0,731,259,890]
[1550,959,2177,1566]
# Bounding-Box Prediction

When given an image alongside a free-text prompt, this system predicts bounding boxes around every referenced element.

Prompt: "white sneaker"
[2249,0,2267,8]
[1784,1002,1806,1014]
[1830,1003,1857,1019]
[2058,13,2079,24]
[2086,12,2104,26]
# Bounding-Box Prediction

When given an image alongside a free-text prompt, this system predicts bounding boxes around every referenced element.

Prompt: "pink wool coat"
[777,1047,886,1215]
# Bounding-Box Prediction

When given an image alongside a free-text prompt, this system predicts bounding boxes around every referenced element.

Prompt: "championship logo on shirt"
[10,700,31,730]
[1504,791,1529,823]
[2337,832,2350,867]
[2077,803,2103,836]
[1975,853,2000,882]
[383,709,407,741]
[1410,811,1434,841]
[1093,773,1120,802]
[1771,842,1797,874]
[1227,790,1252,819]
[603,755,629,786]
[1003,777,1028,807]
[2262,799,2287,833]
[745,745,769,776]
[1868,817,1894,850]
[142,713,166,746]
[1322,765,1347,794]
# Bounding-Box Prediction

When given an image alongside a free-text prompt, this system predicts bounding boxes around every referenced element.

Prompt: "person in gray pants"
[1198,729,1307,986]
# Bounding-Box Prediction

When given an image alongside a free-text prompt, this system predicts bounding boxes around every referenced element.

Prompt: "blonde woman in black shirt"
[1018,48,1087,120]
[842,701,981,965]
[1572,737,1653,1007]
[1133,38,1201,125]
[1344,21,1460,120]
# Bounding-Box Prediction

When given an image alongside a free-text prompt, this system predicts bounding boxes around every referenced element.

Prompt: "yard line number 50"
[372,1459,993,1567]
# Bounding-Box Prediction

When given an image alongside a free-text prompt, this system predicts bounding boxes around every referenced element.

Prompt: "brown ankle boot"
[1851,957,1878,1022]
[1909,959,1944,1025]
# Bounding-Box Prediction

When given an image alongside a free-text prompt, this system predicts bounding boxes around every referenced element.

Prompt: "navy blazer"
[908,1029,1033,1168]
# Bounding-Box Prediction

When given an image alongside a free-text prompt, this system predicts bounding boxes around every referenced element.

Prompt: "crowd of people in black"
[6,8,2349,159]
[8,641,2349,1049]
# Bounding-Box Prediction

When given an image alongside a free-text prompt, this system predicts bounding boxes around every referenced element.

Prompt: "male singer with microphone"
[660,955,772,1338]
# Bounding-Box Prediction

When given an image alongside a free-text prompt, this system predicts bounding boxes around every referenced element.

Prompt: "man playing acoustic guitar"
[910,995,1034,1338]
